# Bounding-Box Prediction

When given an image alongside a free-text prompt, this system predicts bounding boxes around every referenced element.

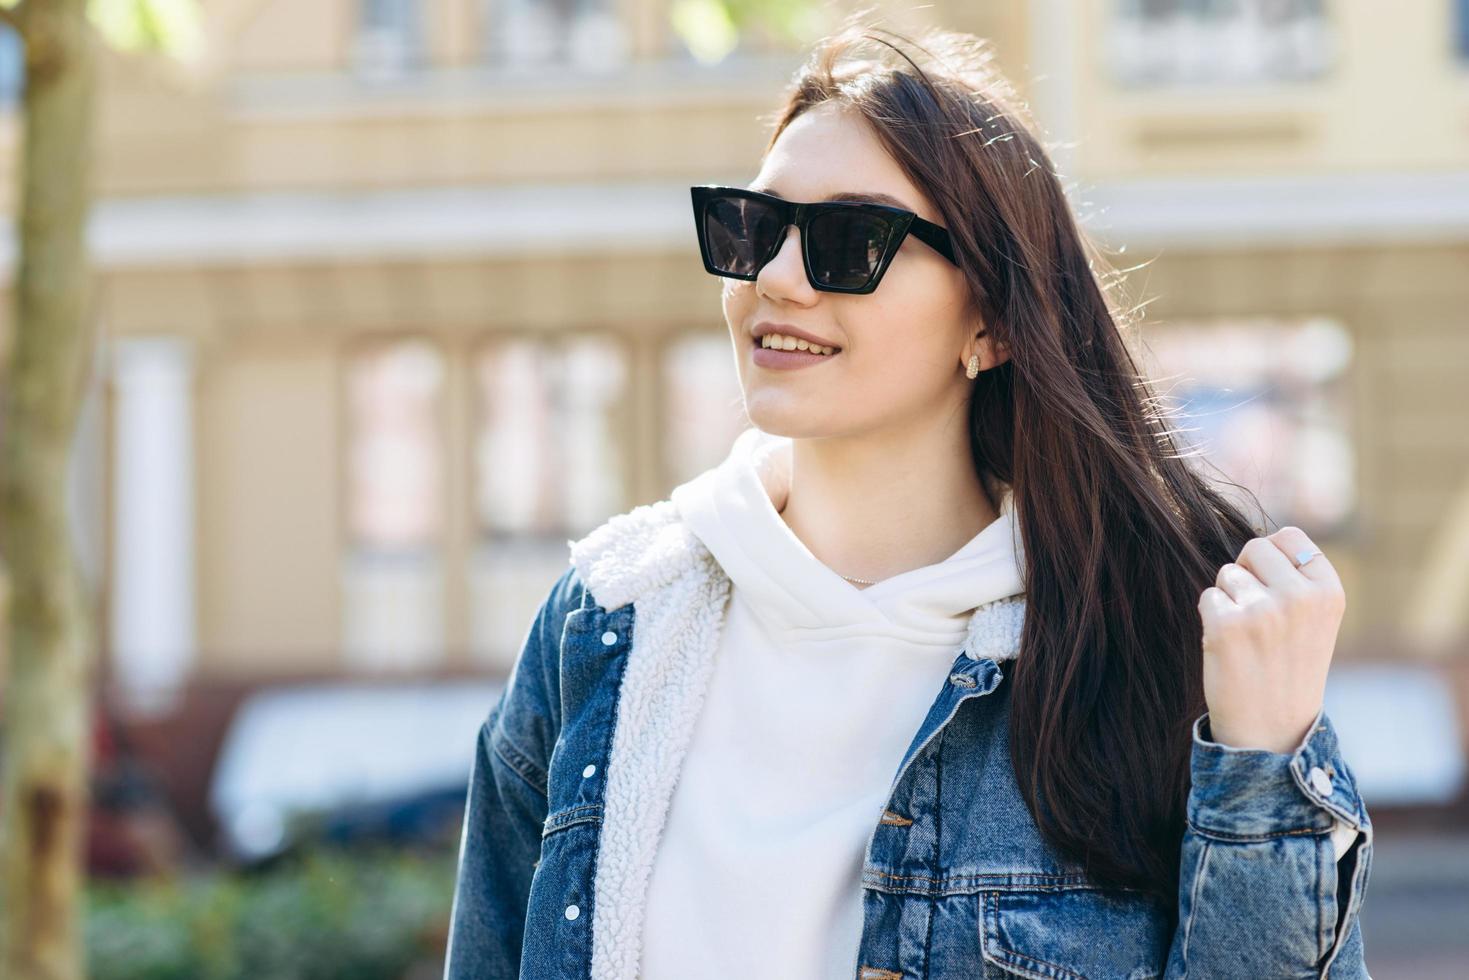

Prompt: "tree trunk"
[0,2,99,978]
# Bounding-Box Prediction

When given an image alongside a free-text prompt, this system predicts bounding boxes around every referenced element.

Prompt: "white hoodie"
[642,426,1027,979]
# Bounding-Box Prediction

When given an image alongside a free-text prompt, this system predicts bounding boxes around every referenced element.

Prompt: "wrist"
[1205,710,1317,755]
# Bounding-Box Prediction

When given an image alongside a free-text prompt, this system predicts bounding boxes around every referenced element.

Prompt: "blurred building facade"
[1,0,1465,716]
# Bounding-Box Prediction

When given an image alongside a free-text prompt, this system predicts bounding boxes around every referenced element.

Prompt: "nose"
[755,224,812,295]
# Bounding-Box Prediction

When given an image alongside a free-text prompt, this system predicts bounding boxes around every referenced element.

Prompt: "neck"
[774,415,999,586]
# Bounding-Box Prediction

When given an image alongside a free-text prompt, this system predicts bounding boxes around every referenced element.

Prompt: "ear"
[965,326,1010,372]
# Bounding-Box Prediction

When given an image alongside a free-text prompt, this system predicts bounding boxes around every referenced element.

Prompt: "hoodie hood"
[668,426,1026,650]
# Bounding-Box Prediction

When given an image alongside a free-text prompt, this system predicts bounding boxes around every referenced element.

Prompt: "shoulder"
[511,494,705,691]
[488,499,715,775]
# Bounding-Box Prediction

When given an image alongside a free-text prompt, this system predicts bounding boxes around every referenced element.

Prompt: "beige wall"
[216,0,353,73]
[196,334,341,671]
[103,249,725,671]
[1072,1,1469,178]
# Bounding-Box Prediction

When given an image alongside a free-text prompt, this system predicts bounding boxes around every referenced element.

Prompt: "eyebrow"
[747,184,915,211]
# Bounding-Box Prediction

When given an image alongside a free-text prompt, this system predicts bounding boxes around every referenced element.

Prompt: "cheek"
[854,333,951,387]
[853,280,961,372]
[875,271,969,357]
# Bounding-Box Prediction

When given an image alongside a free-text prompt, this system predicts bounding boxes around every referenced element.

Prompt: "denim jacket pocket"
[542,801,603,839]
[979,886,1170,980]
[533,800,603,889]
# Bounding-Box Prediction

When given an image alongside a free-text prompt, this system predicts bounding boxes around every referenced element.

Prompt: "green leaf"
[669,0,828,64]
[670,0,739,65]
[88,0,203,58]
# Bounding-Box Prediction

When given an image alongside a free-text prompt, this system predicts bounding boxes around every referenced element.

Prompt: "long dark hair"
[761,18,1263,900]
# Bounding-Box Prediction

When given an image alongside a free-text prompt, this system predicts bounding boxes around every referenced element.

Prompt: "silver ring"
[1294,548,1323,568]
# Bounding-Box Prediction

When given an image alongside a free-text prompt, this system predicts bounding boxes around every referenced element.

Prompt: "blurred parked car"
[1325,662,1467,807]
[207,680,502,864]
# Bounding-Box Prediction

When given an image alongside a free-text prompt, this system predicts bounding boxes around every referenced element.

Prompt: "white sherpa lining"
[568,497,1026,980]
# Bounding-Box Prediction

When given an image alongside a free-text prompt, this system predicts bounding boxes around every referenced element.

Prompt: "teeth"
[760,333,837,355]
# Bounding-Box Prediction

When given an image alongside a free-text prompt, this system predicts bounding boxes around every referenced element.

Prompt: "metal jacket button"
[583,764,596,778]
[1308,765,1334,796]
[601,631,618,646]
[565,904,580,920]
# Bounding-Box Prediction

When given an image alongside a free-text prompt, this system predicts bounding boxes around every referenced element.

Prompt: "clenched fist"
[1198,526,1347,754]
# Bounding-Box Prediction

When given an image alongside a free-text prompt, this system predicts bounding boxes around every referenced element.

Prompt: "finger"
[1214,561,1268,605]
[1236,534,1302,590]
[1266,525,1342,589]
[1198,584,1236,622]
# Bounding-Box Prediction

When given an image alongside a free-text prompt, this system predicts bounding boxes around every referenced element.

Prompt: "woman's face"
[722,101,999,440]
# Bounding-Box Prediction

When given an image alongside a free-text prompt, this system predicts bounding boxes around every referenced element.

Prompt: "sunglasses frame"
[690,184,958,295]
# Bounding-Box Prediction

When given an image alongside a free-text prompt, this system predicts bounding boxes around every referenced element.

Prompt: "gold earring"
[965,353,980,379]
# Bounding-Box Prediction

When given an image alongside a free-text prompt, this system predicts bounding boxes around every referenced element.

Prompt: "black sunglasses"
[690,184,958,295]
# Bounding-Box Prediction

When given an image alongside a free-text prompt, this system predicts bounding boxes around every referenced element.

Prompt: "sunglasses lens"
[702,195,784,277]
[807,210,893,289]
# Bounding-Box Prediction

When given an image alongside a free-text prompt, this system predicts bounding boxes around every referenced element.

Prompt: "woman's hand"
[1197,526,1347,754]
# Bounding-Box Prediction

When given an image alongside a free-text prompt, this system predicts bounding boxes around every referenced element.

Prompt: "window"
[661,330,749,488]
[468,333,630,666]
[482,0,628,71]
[1137,315,1355,533]
[341,338,445,669]
[1109,0,1334,88]
[472,333,628,535]
[354,0,423,80]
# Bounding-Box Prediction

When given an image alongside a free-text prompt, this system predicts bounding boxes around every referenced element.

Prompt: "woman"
[445,20,1372,980]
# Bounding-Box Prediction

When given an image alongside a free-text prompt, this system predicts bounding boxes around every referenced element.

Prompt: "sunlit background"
[1,0,1467,977]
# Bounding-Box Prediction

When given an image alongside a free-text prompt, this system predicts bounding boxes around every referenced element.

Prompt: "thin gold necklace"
[780,502,877,585]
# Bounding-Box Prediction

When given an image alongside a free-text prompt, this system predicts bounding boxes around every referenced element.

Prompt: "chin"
[743,402,846,441]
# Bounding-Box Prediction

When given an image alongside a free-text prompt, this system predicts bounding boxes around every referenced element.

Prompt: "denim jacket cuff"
[1188,708,1367,841]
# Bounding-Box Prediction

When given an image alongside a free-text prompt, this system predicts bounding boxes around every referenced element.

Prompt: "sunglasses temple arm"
[909,218,958,265]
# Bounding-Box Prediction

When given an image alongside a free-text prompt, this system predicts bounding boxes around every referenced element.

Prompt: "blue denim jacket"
[444,499,1373,979]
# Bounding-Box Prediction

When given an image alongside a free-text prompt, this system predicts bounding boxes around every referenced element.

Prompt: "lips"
[750,338,842,371]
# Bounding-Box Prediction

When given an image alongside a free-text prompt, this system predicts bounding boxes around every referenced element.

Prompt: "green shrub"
[84,845,457,980]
